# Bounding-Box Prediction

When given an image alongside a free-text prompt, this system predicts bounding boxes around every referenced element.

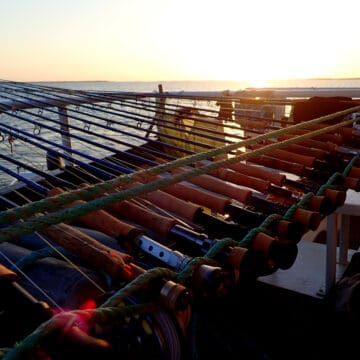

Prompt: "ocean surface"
[1,78,360,190]
[38,78,360,92]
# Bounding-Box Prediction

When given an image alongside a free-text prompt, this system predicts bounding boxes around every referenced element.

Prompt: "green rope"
[202,238,239,260]
[176,257,216,282]
[1,110,360,243]
[258,213,282,230]
[2,108,360,358]
[100,267,176,308]
[238,228,262,248]
[2,304,156,360]
[283,192,316,221]
[316,172,343,196]
[342,155,360,177]
[237,213,282,248]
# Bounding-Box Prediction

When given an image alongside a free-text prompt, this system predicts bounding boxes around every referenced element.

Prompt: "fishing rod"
[62,81,295,128]
[7,81,356,194]
[0,120,329,249]
[0,193,195,320]
[144,152,335,211]
[245,144,360,194]
[0,261,54,346]
[0,121,128,180]
[0,99,164,168]
[0,110,294,228]
[49,185,298,277]
[5,81,249,137]
[0,153,76,190]
[1,165,299,280]
[278,130,360,164]
[0,197,190,359]
[33,84,354,198]
[0,84,227,153]
[2,100,359,246]
[249,139,360,183]
[0,84,197,160]
[0,146,305,249]
[0,88,197,160]
[0,123,266,242]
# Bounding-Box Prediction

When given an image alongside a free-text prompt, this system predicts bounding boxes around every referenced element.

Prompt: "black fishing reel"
[0,240,189,359]
[36,297,185,360]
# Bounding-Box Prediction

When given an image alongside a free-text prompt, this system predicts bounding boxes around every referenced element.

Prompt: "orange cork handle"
[264,148,316,168]
[162,182,231,214]
[0,264,18,282]
[42,223,132,278]
[277,143,326,160]
[171,168,252,205]
[323,188,346,207]
[349,167,360,179]
[47,188,142,240]
[306,195,332,213]
[251,232,275,253]
[314,133,343,145]
[291,208,321,231]
[226,246,248,270]
[107,199,178,239]
[140,188,201,222]
[211,168,270,195]
[285,129,343,145]
[344,177,360,192]
[278,134,337,153]
[228,162,285,186]
[140,172,233,215]
[339,127,355,138]
[248,155,305,176]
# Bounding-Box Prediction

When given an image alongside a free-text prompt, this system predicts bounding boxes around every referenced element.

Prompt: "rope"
[2,85,360,358]
[202,238,239,260]
[316,172,343,196]
[100,267,176,307]
[342,155,360,177]
[1,111,360,243]
[2,303,157,360]
[237,213,283,247]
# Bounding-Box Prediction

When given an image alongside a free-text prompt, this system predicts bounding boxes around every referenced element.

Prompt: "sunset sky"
[2,0,360,83]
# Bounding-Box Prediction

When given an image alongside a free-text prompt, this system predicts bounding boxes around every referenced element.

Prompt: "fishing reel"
[0,239,191,359]
[34,297,185,360]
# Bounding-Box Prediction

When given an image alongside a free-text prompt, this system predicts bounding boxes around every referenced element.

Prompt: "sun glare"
[248,78,269,88]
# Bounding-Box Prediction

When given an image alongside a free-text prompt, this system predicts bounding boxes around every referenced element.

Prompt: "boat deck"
[1,82,360,359]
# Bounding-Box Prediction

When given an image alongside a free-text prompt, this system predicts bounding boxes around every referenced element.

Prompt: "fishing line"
[130,196,197,231]
[2,82,239,148]
[0,122,117,180]
[0,250,64,312]
[1,83,221,162]
[0,191,108,294]
[34,231,106,294]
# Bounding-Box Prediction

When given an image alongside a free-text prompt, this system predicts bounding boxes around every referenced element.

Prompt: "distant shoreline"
[32,77,360,83]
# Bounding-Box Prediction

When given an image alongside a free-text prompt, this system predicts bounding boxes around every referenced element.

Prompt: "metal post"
[339,214,350,265]
[146,84,166,138]
[325,213,338,294]
[57,106,72,165]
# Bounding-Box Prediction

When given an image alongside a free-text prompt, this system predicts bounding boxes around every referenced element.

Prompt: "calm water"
[39,78,360,92]
[1,78,360,190]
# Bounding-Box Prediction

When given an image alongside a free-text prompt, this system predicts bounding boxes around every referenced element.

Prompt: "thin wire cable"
[0,250,64,312]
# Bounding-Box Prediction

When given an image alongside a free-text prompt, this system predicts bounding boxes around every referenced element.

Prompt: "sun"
[248,78,269,88]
